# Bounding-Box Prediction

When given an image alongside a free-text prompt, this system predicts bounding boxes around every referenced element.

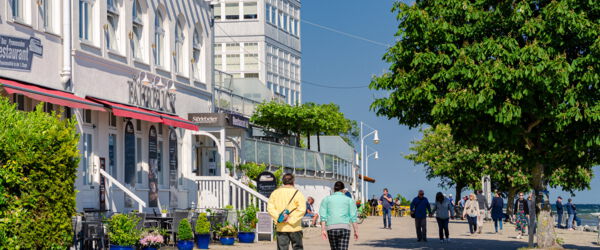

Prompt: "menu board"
[124,121,136,186]
[99,157,106,211]
[256,212,273,234]
[168,130,178,208]
[148,126,158,207]
[256,171,277,198]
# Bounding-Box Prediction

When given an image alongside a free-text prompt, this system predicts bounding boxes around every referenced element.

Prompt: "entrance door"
[202,148,220,176]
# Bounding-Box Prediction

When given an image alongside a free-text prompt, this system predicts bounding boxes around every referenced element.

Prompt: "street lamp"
[365,145,379,202]
[360,121,380,203]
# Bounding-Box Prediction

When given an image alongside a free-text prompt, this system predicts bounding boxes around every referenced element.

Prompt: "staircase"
[193,175,269,212]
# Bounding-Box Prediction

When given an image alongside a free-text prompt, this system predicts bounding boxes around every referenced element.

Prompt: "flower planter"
[196,233,211,249]
[220,236,235,245]
[109,246,135,250]
[238,232,255,243]
[177,240,194,250]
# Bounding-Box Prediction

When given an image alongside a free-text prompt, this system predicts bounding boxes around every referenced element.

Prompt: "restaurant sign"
[188,113,249,129]
[129,72,176,113]
[0,35,43,71]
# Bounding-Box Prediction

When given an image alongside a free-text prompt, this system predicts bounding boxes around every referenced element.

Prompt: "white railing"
[99,169,146,212]
[193,175,269,212]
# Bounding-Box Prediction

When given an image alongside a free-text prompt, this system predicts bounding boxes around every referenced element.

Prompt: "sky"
[299,0,600,204]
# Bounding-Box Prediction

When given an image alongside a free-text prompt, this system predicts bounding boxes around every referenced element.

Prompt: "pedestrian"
[410,190,432,242]
[379,188,393,229]
[462,193,480,235]
[490,191,504,233]
[369,196,378,216]
[267,173,306,250]
[513,192,529,239]
[319,181,359,250]
[305,196,319,226]
[566,198,576,230]
[431,192,454,243]
[555,196,564,228]
[475,190,489,234]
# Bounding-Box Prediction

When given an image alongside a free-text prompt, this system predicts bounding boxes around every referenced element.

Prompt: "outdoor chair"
[82,219,106,250]
[164,211,190,245]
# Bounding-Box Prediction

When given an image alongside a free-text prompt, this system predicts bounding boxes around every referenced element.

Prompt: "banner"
[148,126,158,207]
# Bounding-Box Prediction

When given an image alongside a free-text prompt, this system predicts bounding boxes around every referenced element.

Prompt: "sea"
[551,204,600,227]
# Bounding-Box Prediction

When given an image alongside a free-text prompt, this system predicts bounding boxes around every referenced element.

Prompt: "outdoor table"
[146,216,174,229]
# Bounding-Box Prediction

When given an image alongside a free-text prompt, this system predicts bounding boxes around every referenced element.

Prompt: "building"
[1,0,214,212]
[212,0,301,105]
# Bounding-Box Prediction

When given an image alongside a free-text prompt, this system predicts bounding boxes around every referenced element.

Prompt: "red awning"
[358,174,376,183]
[87,97,163,123]
[87,97,198,131]
[0,78,105,111]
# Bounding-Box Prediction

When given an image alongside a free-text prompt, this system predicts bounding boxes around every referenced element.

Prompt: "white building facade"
[212,0,301,105]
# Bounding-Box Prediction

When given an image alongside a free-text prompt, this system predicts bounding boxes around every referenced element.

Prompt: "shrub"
[238,205,258,232]
[178,219,194,241]
[195,213,211,235]
[0,98,79,249]
[107,214,141,246]
[218,224,237,237]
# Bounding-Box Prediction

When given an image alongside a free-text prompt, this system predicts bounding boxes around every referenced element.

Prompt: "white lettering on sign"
[129,72,177,113]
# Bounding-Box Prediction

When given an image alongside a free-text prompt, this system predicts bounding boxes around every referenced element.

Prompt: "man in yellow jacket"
[267,173,306,250]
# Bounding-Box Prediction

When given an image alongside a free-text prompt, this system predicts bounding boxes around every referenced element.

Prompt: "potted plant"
[161,209,168,218]
[195,213,211,249]
[218,224,237,245]
[139,229,164,250]
[177,218,194,250]
[238,205,258,243]
[106,214,141,250]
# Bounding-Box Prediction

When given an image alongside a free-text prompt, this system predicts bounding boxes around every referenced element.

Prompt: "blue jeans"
[567,214,574,229]
[493,218,503,232]
[382,208,391,228]
[556,213,563,228]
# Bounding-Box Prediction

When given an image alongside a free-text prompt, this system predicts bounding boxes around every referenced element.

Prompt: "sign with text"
[257,212,273,235]
[168,129,179,208]
[99,157,106,211]
[230,114,249,129]
[148,126,158,207]
[0,35,43,71]
[256,171,277,198]
[124,121,136,186]
[129,72,176,113]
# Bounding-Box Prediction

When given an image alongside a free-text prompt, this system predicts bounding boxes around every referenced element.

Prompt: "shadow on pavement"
[356,237,599,250]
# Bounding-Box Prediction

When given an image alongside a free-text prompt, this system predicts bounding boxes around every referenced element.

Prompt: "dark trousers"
[382,208,391,228]
[556,212,563,228]
[467,216,477,234]
[277,231,303,250]
[436,218,449,239]
[414,218,427,240]
[327,229,350,250]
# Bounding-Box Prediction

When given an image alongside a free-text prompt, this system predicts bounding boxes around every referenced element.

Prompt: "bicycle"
[357,204,368,224]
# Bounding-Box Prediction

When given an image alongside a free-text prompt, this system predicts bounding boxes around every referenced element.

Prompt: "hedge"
[0,97,79,249]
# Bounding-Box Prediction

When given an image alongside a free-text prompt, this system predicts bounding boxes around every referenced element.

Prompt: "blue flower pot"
[220,237,235,245]
[109,246,135,250]
[177,240,194,250]
[142,247,158,250]
[238,232,255,243]
[196,233,211,249]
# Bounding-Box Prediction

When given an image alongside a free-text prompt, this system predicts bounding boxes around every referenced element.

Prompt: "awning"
[87,97,198,131]
[0,78,105,111]
[358,174,376,183]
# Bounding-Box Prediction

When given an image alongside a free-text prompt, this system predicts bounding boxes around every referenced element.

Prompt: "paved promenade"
[208,216,598,249]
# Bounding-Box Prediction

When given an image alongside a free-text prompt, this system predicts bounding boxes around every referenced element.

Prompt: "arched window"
[131,0,144,59]
[154,12,165,67]
[192,27,202,80]
[106,0,120,51]
[174,20,185,73]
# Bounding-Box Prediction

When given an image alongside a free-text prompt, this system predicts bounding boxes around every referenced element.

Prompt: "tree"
[0,98,79,249]
[371,1,599,247]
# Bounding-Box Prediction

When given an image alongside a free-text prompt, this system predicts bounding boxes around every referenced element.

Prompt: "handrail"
[225,175,269,203]
[99,169,146,211]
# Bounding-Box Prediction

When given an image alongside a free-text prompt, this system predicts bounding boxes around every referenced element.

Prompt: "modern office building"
[212,0,301,105]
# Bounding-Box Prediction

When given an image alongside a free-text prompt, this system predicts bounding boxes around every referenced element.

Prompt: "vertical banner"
[124,121,136,186]
[168,130,178,208]
[148,126,158,207]
[99,157,106,211]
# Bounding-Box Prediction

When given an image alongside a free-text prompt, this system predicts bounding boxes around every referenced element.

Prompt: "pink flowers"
[140,231,164,247]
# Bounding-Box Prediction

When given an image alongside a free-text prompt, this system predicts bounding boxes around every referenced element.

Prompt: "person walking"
[319,181,359,250]
[566,198,576,230]
[379,188,394,229]
[555,196,564,228]
[431,192,454,243]
[513,192,529,239]
[410,190,432,242]
[490,191,504,233]
[267,173,307,250]
[475,190,489,234]
[462,193,480,235]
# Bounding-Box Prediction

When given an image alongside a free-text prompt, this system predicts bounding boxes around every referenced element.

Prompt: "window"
[136,137,143,184]
[244,42,258,52]
[82,133,93,185]
[265,4,271,23]
[79,0,92,40]
[43,102,53,113]
[214,55,222,70]
[136,119,142,131]
[154,12,165,67]
[226,43,240,52]
[283,14,288,32]
[41,0,52,31]
[109,112,117,127]
[225,3,239,20]
[293,18,299,36]
[83,109,92,124]
[278,11,283,28]
[131,0,144,59]
[226,54,240,71]
[213,4,221,20]
[109,133,117,177]
[243,2,257,19]
[106,0,119,51]
[192,28,202,80]
[245,73,259,78]
[13,94,25,111]
[10,0,22,20]
[244,54,258,71]
[174,20,184,73]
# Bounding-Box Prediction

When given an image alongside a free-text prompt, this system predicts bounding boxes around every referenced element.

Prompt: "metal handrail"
[99,169,146,211]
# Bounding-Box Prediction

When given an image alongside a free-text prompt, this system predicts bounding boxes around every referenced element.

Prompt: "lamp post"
[365,145,379,202]
[360,121,380,203]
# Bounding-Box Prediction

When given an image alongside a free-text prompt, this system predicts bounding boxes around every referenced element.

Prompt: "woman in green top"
[319,181,359,250]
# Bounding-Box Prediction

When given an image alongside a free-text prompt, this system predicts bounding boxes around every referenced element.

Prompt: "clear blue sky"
[300,0,600,204]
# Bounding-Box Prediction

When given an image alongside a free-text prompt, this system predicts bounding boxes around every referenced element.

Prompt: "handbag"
[277,190,299,223]
[410,198,424,218]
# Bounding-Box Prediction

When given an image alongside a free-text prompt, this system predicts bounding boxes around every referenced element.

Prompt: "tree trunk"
[455,184,463,207]
[317,133,321,152]
[531,162,556,248]
[506,187,517,219]
[307,132,311,150]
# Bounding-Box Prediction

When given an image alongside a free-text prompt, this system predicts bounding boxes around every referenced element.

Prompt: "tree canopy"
[371,0,600,213]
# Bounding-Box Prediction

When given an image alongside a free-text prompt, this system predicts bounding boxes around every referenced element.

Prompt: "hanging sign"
[99,157,106,211]
[148,126,159,207]
[0,35,43,71]
[256,171,277,198]
[124,121,136,186]
[168,129,179,207]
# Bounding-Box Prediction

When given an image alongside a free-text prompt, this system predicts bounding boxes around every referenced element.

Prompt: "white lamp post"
[365,146,379,202]
[360,121,380,203]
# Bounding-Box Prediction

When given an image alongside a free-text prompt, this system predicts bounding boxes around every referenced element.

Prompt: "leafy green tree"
[0,97,79,249]
[371,0,600,216]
